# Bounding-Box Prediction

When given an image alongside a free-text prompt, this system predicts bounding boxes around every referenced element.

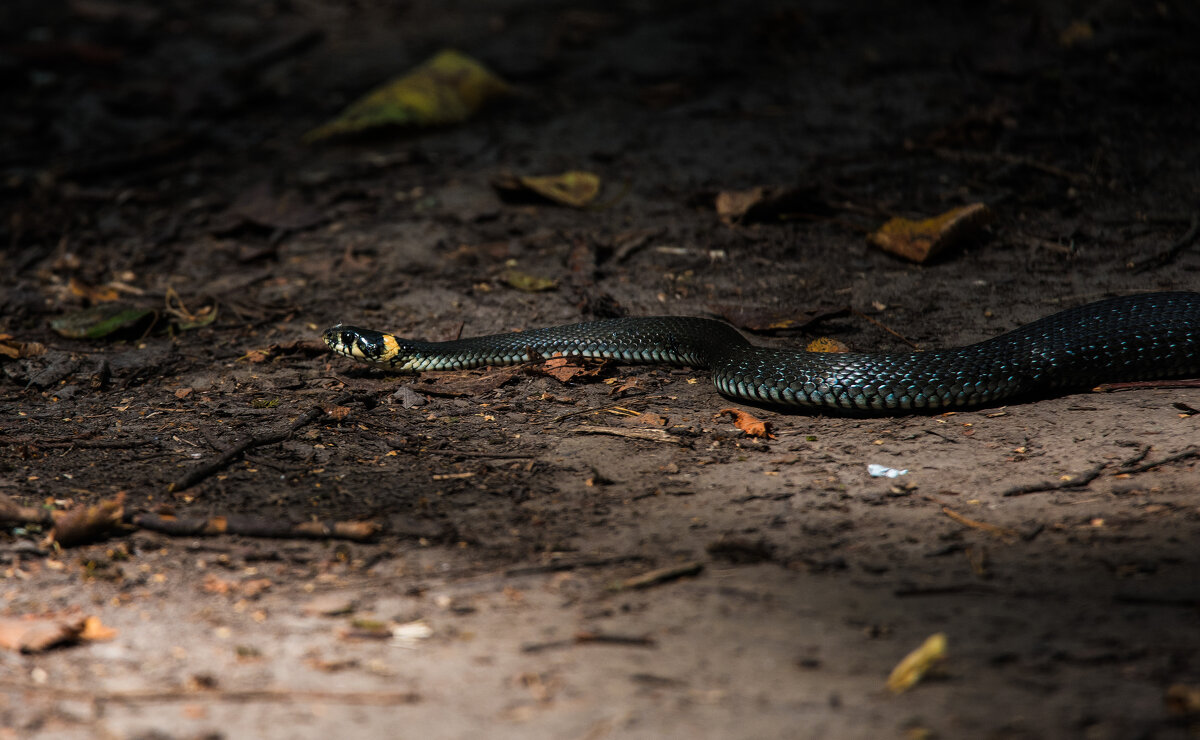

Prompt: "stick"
[1000,463,1105,497]
[167,399,342,493]
[1129,212,1200,273]
[1117,447,1200,475]
[128,513,379,542]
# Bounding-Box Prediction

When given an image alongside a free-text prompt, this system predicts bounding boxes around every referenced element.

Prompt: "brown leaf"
[326,405,353,421]
[49,493,126,547]
[868,203,992,263]
[241,578,273,598]
[535,357,608,383]
[79,616,118,642]
[718,408,774,439]
[0,615,88,653]
[69,277,120,303]
[714,185,824,226]
[0,335,47,359]
[417,366,525,397]
[1166,684,1200,716]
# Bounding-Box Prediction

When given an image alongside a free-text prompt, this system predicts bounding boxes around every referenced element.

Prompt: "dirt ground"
[2,1,1199,738]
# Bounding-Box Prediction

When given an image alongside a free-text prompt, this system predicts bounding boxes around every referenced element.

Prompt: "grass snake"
[323,291,1200,413]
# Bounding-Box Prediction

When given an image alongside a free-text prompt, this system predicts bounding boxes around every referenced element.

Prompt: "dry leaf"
[502,269,558,292]
[536,357,607,382]
[0,615,88,653]
[868,203,992,263]
[718,408,774,439]
[69,277,120,303]
[714,185,824,225]
[305,49,510,142]
[79,616,118,642]
[49,493,126,547]
[886,633,947,693]
[0,334,46,359]
[515,171,602,208]
[806,336,850,353]
[1166,684,1200,715]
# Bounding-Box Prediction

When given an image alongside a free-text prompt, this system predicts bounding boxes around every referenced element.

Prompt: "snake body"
[323,292,1200,413]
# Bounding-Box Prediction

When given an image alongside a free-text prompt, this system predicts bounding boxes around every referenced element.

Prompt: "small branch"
[612,561,704,590]
[1129,212,1200,273]
[1117,447,1200,475]
[851,309,922,350]
[1001,464,1105,497]
[167,398,349,493]
[128,512,380,542]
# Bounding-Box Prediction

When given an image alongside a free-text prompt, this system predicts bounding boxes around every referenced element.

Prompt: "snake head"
[322,325,400,364]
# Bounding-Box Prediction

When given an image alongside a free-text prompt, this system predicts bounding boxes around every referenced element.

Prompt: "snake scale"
[323,292,1200,413]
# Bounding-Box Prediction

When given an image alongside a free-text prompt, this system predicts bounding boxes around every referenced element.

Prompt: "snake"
[323,292,1200,413]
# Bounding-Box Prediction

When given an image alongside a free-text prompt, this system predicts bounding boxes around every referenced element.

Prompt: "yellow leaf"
[886,633,947,693]
[502,269,557,293]
[868,203,992,263]
[305,49,510,142]
[517,171,602,208]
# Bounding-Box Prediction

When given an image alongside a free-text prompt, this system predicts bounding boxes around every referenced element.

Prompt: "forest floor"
[1,1,1198,738]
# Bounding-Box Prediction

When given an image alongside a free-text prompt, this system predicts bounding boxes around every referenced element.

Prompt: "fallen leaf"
[535,357,608,382]
[718,408,774,438]
[211,181,325,234]
[493,171,602,208]
[417,366,525,397]
[305,49,510,142]
[79,616,118,642]
[301,593,358,617]
[50,304,156,340]
[714,185,824,226]
[806,336,850,353]
[0,334,46,359]
[503,269,558,292]
[1059,20,1094,47]
[241,578,273,598]
[49,493,127,547]
[68,277,120,303]
[0,615,88,653]
[886,633,947,693]
[1166,684,1200,715]
[868,203,992,263]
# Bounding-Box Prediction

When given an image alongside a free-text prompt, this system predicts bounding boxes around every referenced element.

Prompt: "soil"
[2,1,1199,738]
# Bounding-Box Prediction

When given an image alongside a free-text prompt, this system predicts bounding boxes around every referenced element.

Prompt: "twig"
[1117,447,1200,475]
[941,506,1018,543]
[612,561,703,590]
[1129,212,1200,273]
[573,425,683,445]
[167,398,349,493]
[931,147,1092,186]
[504,554,648,577]
[1001,463,1106,497]
[128,512,379,542]
[851,309,921,350]
[521,631,656,653]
